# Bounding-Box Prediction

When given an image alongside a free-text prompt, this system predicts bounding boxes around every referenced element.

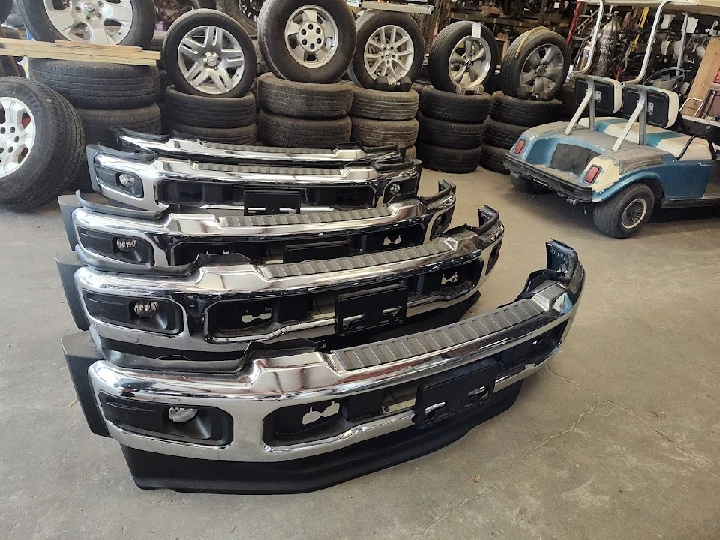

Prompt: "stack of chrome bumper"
[57,130,584,494]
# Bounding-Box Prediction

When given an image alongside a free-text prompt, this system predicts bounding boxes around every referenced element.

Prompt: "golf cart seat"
[574,75,623,114]
[579,117,713,161]
[581,85,712,161]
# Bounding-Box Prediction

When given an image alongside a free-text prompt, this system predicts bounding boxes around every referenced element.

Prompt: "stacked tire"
[257,74,352,148]
[349,86,419,158]
[481,27,569,175]
[162,10,259,144]
[0,78,85,210]
[480,94,561,174]
[416,87,491,174]
[28,59,162,189]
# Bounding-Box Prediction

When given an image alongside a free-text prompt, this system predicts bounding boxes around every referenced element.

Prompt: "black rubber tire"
[348,11,424,89]
[510,172,549,194]
[168,121,258,144]
[478,144,509,174]
[0,57,25,78]
[490,93,561,127]
[417,112,484,149]
[499,28,570,101]
[77,104,162,147]
[150,31,166,70]
[258,0,356,83]
[0,78,84,210]
[416,141,480,174]
[484,118,528,149]
[428,21,498,93]
[420,86,492,123]
[351,116,418,148]
[158,69,172,96]
[163,9,257,99]
[0,0,12,24]
[28,59,160,109]
[216,0,262,34]
[257,73,352,119]
[165,86,256,127]
[16,0,155,48]
[259,110,350,148]
[350,86,418,120]
[592,184,655,239]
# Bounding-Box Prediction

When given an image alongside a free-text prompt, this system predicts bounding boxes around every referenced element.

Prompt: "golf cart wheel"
[164,9,257,98]
[348,11,424,89]
[499,28,570,101]
[258,0,356,83]
[428,21,498,94]
[257,73,352,119]
[17,0,155,47]
[593,184,655,239]
[0,78,85,210]
[216,0,264,34]
[510,172,549,194]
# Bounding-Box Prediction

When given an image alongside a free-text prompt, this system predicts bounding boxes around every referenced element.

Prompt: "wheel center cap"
[205,52,219,68]
[536,65,546,76]
[299,22,324,52]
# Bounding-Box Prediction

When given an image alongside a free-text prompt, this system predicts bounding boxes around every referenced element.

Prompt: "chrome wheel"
[448,35,492,93]
[284,5,339,69]
[0,98,35,179]
[519,43,564,100]
[178,25,246,95]
[621,198,648,230]
[43,0,134,45]
[363,24,414,84]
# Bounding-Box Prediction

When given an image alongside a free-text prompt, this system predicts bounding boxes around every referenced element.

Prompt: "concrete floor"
[1,168,719,540]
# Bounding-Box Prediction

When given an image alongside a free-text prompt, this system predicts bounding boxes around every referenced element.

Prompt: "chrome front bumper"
[67,180,457,275]
[83,241,584,464]
[75,212,504,357]
[114,129,404,167]
[88,146,421,213]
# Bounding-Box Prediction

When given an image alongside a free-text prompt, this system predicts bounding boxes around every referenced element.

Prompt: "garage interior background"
[1,0,720,538]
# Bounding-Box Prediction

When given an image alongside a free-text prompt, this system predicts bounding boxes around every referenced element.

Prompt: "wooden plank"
[688,37,720,105]
[53,40,143,53]
[0,38,160,65]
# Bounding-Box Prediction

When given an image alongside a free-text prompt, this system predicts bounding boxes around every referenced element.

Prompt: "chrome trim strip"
[89,240,584,462]
[115,129,402,165]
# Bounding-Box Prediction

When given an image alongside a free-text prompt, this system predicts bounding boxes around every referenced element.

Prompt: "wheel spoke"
[209,70,229,92]
[449,52,465,65]
[453,65,467,82]
[304,8,318,23]
[541,45,558,65]
[527,49,542,68]
[520,69,537,83]
[218,67,234,89]
[180,38,203,61]
[285,21,301,35]
[86,20,113,45]
[393,35,410,49]
[46,9,77,32]
[396,49,412,56]
[105,2,133,25]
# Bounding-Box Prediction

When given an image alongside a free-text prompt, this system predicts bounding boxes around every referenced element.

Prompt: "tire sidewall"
[164,10,257,98]
[595,185,655,238]
[259,0,356,83]
[502,30,570,101]
[351,11,424,89]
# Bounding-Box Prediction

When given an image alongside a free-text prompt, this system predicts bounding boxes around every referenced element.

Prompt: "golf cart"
[505,0,720,238]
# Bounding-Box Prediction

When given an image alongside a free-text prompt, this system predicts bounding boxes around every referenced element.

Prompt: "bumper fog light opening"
[168,407,198,424]
[132,300,160,319]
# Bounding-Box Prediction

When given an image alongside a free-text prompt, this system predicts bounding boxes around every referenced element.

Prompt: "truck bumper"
[62,240,584,493]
